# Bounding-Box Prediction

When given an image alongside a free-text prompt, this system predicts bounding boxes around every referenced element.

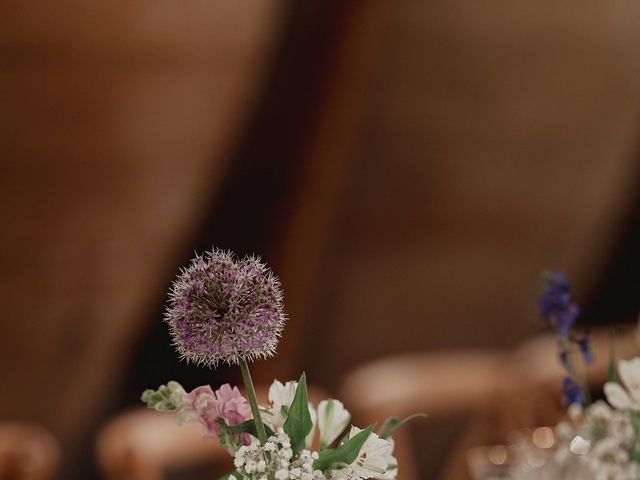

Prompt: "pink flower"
[177,384,251,444]
[216,384,252,427]
[181,385,219,437]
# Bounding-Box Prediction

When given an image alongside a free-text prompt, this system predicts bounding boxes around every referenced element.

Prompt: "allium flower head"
[165,248,286,367]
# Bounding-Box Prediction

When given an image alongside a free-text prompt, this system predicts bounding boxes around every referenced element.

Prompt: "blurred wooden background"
[0,0,285,476]
[1,1,640,479]
[304,0,640,382]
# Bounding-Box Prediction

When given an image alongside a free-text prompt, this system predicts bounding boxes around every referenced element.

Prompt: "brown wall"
[0,0,284,467]
[305,0,640,387]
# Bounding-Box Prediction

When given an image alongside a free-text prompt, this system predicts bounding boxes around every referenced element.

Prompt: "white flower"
[263,379,317,448]
[233,433,314,480]
[307,404,317,449]
[569,435,591,455]
[264,380,299,428]
[245,461,257,474]
[279,447,293,459]
[582,436,637,479]
[275,469,289,480]
[329,469,351,480]
[586,400,614,422]
[378,438,398,480]
[604,357,640,410]
[344,426,397,479]
[318,399,351,449]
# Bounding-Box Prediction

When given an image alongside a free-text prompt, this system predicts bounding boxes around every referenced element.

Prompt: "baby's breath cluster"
[511,358,640,479]
[553,402,637,478]
[232,433,324,480]
[165,249,285,367]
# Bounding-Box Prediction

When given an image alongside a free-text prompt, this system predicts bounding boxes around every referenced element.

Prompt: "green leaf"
[225,419,275,439]
[283,372,313,454]
[281,404,290,418]
[313,424,374,472]
[608,329,619,383]
[141,382,183,411]
[379,413,426,439]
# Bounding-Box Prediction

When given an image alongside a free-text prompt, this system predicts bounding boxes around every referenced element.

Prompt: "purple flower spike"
[538,270,579,337]
[577,332,594,364]
[562,376,583,407]
[165,249,286,367]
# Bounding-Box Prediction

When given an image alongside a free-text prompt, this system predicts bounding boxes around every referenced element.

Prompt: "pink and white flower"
[176,383,251,443]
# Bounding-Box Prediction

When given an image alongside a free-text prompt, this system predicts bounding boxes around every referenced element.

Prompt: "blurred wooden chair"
[0,423,60,480]
[96,385,329,480]
[96,409,228,480]
[339,350,512,480]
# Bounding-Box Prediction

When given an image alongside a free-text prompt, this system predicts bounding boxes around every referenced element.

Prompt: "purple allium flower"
[165,249,286,367]
[537,270,579,337]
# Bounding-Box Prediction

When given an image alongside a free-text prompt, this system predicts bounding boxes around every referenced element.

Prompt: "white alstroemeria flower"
[263,379,317,448]
[264,380,298,429]
[604,357,640,411]
[317,399,351,449]
[346,426,397,480]
[378,437,398,480]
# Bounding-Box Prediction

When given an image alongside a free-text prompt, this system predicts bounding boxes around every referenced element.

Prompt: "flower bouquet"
[480,272,640,480]
[141,249,421,480]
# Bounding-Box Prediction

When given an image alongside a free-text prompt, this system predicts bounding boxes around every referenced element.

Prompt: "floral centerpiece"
[506,272,640,479]
[141,249,421,480]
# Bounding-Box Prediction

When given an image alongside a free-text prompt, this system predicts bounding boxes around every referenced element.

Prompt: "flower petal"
[318,399,351,449]
[263,379,299,429]
[348,426,395,479]
[569,435,591,455]
[604,381,633,410]
[618,358,640,402]
[268,380,297,406]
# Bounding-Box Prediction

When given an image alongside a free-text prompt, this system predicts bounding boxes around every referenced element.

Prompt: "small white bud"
[569,435,591,455]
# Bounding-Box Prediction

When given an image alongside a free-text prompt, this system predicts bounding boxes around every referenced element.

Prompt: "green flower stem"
[239,358,268,445]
